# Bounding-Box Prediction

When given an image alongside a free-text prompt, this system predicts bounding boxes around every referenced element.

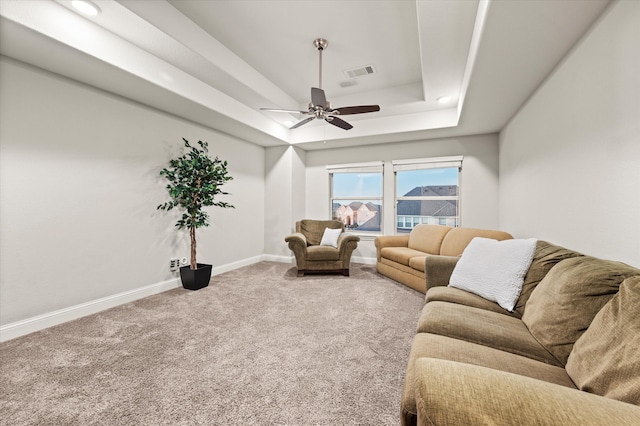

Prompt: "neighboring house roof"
[403,185,458,197]
[398,186,458,217]
[357,211,381,231]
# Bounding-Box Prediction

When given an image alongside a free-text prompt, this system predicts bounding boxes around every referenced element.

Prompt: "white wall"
[499,0,640,267]
[264,145,306,258]
[304,134,501,260]
[0,57,265,327]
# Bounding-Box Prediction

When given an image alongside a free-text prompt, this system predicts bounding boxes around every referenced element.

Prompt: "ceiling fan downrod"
[313,38,328,90]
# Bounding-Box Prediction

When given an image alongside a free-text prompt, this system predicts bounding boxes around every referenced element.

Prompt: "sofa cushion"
[515,241,583,316]
[380,247,426,266]
[522,256,640,365]
[401,333,576,426]
[425,286,522,318]
[408,256,427,272]
[407,224,451,255]
[412,358,640,426]
[566,276,640,404]
[417,301,560,366]
[439,227,512,256]
[449,237,537,311]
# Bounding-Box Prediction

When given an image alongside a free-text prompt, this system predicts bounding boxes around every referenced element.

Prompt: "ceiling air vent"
[344,65,375,79]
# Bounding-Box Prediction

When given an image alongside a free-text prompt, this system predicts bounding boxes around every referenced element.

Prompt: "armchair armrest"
[285,232,308,260]
[374,235,410,261]
[424,255,459,291]
[414,358,640,426]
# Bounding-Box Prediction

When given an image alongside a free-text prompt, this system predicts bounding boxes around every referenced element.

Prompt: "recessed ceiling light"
[71,0,101,16]
[437,96,452,104]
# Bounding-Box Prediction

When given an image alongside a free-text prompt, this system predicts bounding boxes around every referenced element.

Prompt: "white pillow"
[449,237,537,312]
[319,227,342,248]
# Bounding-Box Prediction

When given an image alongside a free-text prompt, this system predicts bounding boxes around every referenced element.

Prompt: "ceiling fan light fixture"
[71,0,101,15]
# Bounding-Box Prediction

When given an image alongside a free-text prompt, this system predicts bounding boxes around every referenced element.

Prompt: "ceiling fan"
[260,38,380,130]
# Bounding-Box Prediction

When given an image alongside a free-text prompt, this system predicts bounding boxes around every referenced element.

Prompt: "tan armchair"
[285,220,360,277]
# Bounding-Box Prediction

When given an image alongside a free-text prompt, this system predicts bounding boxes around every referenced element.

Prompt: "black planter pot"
[179,263,212,290]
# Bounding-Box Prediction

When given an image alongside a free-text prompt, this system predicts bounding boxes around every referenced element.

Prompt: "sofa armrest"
[414,358,640,426]
[374,235,410,261]
[424,255,459,291]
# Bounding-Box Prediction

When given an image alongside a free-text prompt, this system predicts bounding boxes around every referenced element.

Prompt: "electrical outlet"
[169,258,180,271]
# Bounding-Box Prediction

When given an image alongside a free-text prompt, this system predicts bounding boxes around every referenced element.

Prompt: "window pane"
[332,199,382,232]
[332,173,382,198]
[397,168,458,195]
[396,167,459,233]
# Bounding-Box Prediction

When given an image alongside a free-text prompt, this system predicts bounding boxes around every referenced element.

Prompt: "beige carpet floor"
[0,262,423,425]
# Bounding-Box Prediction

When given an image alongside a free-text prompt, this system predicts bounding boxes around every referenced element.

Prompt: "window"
[393,156,462,234]
[328,162,383,233]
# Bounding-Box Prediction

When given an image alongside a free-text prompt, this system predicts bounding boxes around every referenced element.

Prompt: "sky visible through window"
[397,168,458,195]
[332,168,458,198]
[332,173,382,197]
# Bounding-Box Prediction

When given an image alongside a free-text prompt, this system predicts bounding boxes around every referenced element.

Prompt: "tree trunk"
[190,226,197,269]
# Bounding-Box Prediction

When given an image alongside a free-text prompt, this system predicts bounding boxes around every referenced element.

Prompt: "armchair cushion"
[298,219,343,245]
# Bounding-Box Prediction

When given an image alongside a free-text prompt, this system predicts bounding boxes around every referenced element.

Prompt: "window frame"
[393,156,463,234]
[327,161,384,235]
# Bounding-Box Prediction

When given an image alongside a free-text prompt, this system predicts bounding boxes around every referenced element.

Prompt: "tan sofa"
[402,240,640,425]
[375,225,513,293]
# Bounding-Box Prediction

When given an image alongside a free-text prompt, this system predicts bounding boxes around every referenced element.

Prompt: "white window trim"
[393,156,463,233]
[326,161,384,174]
[392,156,463,171]
[328,161,384,234]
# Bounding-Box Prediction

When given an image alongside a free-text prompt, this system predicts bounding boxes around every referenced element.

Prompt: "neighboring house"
[397,186,458,229]
[334,201,381,230]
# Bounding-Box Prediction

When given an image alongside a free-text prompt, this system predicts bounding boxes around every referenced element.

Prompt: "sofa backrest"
[439,227,513,256]
[523,256,640,365]
[296,220,344,246]
[515,241,584,316]
[407,225,452,254]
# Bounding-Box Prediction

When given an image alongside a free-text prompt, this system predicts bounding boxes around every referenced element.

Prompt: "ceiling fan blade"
[331,105,380,115]
[290,116,315,129]
[260,108,309,114]
[326,116,353,130]
[311,87,327,108]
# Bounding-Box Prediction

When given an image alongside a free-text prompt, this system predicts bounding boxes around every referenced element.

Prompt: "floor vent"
[344,65,375,79]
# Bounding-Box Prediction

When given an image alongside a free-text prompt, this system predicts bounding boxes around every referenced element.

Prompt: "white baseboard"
[0,277,181,342]
[0,254,375,342]
[261,254,294,263]
[352,256,377,265]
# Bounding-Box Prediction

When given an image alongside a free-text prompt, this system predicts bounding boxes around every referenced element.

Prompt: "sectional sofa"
[399,240,640,425]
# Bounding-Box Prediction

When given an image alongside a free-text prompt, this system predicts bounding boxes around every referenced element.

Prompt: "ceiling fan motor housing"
[313,38,328,50]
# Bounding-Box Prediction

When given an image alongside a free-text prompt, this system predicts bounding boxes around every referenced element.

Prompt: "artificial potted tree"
[158,138,234,290]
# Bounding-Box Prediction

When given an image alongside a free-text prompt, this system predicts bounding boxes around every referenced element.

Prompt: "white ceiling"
[0,0,611,150]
